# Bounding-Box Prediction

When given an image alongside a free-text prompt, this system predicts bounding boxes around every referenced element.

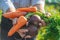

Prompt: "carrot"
[3,11,26,18]
[16,7,37,12]
[8,16,27,36]
[3,7,37,18]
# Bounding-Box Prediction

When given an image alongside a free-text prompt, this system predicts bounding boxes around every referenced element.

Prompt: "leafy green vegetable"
[32,11,60,40]
[36,26,59,40]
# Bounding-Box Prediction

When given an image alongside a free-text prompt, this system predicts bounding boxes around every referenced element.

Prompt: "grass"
[0,10,2,23]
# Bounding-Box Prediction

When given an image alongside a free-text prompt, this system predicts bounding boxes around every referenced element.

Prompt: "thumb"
[12,18,18,25]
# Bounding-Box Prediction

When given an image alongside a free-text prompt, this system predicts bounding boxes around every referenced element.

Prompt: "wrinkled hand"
[24,35,32,38]
[17,29,29,38]
[44,12,51,18]
[39,10,51,17]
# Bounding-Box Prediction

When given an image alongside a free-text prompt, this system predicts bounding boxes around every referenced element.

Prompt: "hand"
[24,35,32,38]
[17,29,28,33]
[44,12,51,18]
[17,29,28,38]
[12,18,18,25]
[39,20,46,26]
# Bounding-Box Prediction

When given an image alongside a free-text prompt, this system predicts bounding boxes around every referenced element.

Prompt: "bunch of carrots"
[3,7,37,18]
[3,7,37,37]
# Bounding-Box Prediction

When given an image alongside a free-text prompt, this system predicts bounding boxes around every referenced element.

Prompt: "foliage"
[34,4,60,40]
[26,4,60,40]
[0,10,2,17]
[35,11,60,40]
[0,10,2,23]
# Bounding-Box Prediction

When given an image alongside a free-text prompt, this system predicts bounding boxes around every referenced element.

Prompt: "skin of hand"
[30,4,45,13]
[17,29,29,38]
[32,5,51,17]
[45,12,51,18]
[17,25,38,38]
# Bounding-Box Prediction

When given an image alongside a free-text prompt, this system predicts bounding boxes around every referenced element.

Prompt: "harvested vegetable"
[28,15,41,25]
[26,25,38,37]
[3,11,26,18]
[8,16,27,36]
[3,7,37,18]
[28,14,46,27]
[16,7,37,12]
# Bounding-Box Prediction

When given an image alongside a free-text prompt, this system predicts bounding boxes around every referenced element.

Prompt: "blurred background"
[46,0,60,4]
[0,0,60,40]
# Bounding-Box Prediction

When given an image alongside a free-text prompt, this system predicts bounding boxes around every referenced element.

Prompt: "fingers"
[39,23,42,27]
[24,35,32,38]
[45,12,51,18]
[40,20,46,26]
[17,29,28,33]
[12,18,18,25]
[17,31,26,38]
[17,29,28,38]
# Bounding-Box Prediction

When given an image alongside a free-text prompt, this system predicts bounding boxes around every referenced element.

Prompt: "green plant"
[34,11,60,40]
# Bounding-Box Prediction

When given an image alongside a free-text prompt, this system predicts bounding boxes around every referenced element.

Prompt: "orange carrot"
[3,7,37,18]
[3,11,26,18]
[16,7,37,12]
[8,16,27,36]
